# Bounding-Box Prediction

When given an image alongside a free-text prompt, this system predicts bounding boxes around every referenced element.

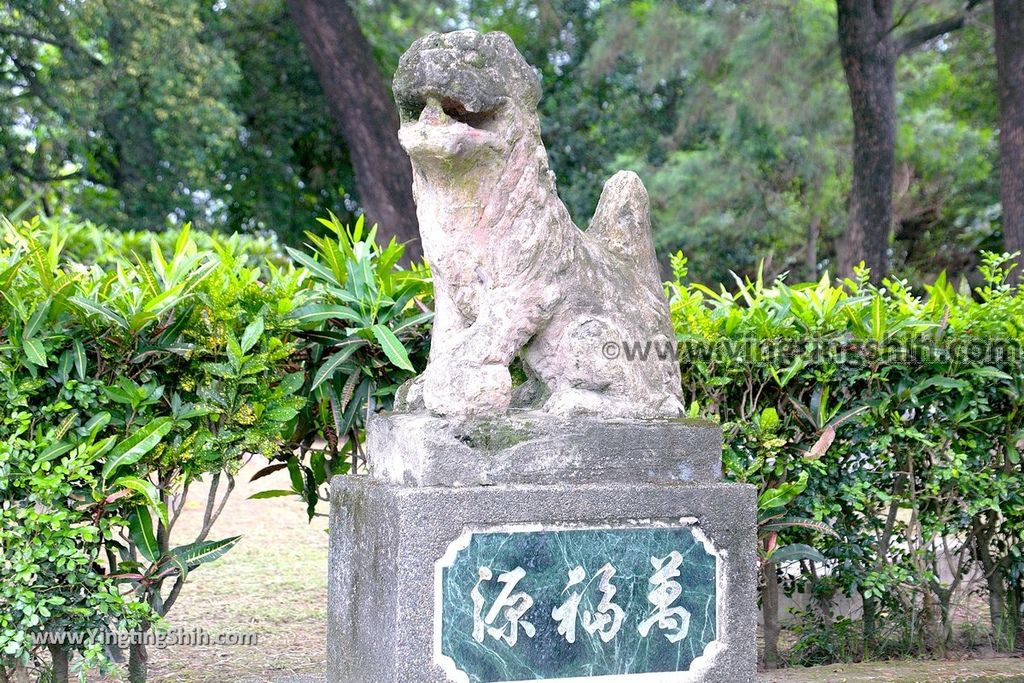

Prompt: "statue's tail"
[585,171,662,290]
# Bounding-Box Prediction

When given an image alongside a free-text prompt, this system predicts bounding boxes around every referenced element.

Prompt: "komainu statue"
[393,29,684,419]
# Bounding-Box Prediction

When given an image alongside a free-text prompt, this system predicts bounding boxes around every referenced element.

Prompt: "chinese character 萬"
[638,551,691,643]
[471,566,536,646]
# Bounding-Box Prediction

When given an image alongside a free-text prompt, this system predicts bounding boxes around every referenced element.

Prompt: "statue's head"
[394,30,541,170]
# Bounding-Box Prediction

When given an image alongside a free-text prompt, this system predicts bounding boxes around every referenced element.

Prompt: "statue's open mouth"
[398,95,503,158]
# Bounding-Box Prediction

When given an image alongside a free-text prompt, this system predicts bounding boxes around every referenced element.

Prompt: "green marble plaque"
[436,524,718,682]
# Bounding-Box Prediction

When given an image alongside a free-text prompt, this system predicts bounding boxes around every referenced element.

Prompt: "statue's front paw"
[394,374,426,412]
[423,361,512,416]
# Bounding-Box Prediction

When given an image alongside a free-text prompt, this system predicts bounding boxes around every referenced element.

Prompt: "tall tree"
[0,0,241,229]
[286,0,421,259]
[835,1,897,279]
[994,0,1024,271]
[835,0,989,280]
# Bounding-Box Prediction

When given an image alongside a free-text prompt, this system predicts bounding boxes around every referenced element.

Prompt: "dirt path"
[766,658,1024,683]
[114,458,330,683]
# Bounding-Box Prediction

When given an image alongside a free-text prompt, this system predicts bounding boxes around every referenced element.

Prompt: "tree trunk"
[286,0,421,261]
[1011,582,1022,648]
[973,515,1015,651]
[835,0,897,281]
[995,0,1024,277]
[47,644,69,683]
[128,642,148,683]
[986,568,1012,650]
[806,214,820,278]
[862,592,878,658]
[762,562,782,669]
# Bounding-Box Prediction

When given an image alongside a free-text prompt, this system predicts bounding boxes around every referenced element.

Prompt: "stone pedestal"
[328,412,758,683]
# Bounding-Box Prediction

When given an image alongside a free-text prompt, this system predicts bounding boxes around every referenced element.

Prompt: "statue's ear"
[587,171,660,289]
[486,31,542,109]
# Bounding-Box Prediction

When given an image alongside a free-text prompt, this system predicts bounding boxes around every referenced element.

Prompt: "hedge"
[2,215,1021,680]
[668,252,1024,663]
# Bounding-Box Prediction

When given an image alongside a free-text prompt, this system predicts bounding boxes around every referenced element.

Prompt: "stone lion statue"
[393,29,684,419]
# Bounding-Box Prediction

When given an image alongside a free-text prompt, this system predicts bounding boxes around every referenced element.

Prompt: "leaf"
[24,300,50,339]
[807,426,836,459]
[168,536,240,570]
[289,304,363,325]
[917,376,970,392]
[39,442,74,464]
[83,412,111,436]
[870,296,885,344]
[129,507,160,563]
[240,316,264,354]
[278,371,305,395]
[965,367,1013,382]
[23,337,47,367]
[158,553,191,584]
[371,324,414,371]
[758,407,780,431]
[69,295,128,329]
[226,335,243,369]
[392,311,434,335]
[110,476,166,524]
[760,517,840,538]
[57,349,73,380]
[767,543,826,565]
[248,489,296,500]
[310,342,364,391]
[54,413,76,439]
[264,406,299,422]
[102,417,173,480]
[250,463,289,482]
[285,247,339,286]
[287,458,304,493]
[758,472,809,511]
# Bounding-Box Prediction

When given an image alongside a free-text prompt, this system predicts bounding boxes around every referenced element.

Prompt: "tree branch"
[896,0,991,55]
[7,53,71,119]
[10,162,83,183]
[0,25,104,67]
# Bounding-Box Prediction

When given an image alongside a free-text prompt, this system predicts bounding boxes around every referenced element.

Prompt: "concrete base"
[367,411,723,487]
[327,476,758,683]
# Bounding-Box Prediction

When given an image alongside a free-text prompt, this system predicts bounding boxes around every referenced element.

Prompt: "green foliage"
[1,0,1007,282]
[0,0,241,229]
[5,203,1024,675]
[0,216,303,679]
[668,250,1024,656]
[0,0,355,244]
[259,213,433,518]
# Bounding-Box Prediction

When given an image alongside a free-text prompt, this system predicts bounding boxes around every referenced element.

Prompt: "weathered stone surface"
[327,476,759,683]
[367,410,723,487]
[393,29,684,419]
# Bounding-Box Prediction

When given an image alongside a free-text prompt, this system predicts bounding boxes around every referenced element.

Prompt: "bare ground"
[91,458,329,683]
[765,658,1024,683]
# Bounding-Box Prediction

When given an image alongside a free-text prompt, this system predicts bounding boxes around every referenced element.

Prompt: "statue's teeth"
[420,100,449,126]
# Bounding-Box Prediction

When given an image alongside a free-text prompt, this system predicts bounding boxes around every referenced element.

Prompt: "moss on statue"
[457,419,534,451]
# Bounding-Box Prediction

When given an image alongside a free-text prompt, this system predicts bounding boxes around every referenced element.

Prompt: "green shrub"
[0,218,304,682]
[259,213,432,516]
[668,251,1024,661]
